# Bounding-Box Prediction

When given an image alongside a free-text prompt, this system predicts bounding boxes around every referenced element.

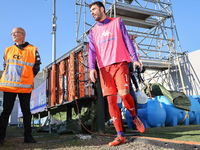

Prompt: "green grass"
[140,124,200,142]
[104,124,200,142]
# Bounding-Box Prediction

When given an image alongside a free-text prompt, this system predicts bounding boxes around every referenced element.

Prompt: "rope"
[180,110,189,125]
[167,37,174,87]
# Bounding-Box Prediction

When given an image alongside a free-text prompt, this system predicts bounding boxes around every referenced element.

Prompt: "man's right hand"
[90,69,97,83]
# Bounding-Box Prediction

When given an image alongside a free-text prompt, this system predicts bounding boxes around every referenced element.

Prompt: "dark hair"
[89,1,105,13]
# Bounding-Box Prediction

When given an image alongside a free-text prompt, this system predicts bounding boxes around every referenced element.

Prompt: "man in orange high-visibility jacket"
[0,27,41,146]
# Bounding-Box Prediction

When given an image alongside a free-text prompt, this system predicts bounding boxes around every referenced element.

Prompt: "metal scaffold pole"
[52,0,57,62]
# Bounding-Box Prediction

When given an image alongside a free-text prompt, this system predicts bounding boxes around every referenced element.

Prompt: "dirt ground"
[1,132,175,150]
[68,136,175,150]
[2,121,200,149]
[10,125,200,149]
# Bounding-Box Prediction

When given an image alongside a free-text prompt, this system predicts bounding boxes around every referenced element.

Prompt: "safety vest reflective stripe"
[6,59,35,67]
[0,82,33,88]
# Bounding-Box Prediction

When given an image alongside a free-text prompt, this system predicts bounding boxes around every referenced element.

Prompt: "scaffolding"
[75,0,186,92]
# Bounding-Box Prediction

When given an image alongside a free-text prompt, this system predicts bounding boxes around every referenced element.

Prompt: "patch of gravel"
[1,133,175,150]
[55,140,175,150]
[116,140,174,150]
[61,136,175,150]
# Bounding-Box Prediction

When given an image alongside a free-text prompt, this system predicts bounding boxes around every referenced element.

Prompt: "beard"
[95,16,101,21]
[94,12,103,21]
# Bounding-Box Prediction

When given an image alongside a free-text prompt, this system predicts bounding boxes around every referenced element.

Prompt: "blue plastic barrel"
[137,106,148,128]
[125,98,166,129]
[124,94,149,128]
[155,96,189,126]
[124,109,133,128]
[125,107,148,128]
[145,99,166,128]
[187,96,200,125]
[191,95,200,104]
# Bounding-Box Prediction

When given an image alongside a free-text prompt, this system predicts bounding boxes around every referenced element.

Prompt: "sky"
[0,0,200,71]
